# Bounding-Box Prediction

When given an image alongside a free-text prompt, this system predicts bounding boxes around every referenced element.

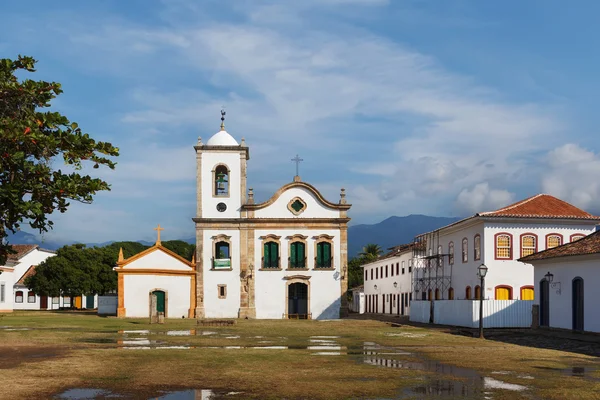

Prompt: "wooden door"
[153,290,165,313]
[400,294,404,315]
[86,295,95,309]
[74,296,82,309]
[40,296,48,309]
[540,280,549,327]
[382,294,385,314]
[495,287,510,300]
[572,278,584,332]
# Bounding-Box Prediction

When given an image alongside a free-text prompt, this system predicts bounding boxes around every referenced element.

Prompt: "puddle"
[54,388,109,399]
[483,377,527,391]
[53,388,242,399]
[385,332,427,338]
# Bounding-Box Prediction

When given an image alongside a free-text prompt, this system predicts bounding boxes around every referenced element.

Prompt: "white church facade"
[116,114,351,319]
[193,115,351,320]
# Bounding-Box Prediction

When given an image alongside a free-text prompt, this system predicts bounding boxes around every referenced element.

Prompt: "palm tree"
[359,243,383,260]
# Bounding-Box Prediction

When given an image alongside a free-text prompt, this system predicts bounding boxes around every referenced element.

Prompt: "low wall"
[98,295,118,315]
[411,300,534,328]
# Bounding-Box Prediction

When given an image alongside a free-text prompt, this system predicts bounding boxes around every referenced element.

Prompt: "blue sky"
[2,0,600,244]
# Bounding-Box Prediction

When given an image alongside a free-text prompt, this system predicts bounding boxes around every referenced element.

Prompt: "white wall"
[125,250,190,270]
[533,255,600,333]
[202,229,241,318]
[362,250,414,315]
[201,151,243,219]
[123,274,191,318]
[254,228,342,319]
[253,187,340,219]
[0,269,15,312]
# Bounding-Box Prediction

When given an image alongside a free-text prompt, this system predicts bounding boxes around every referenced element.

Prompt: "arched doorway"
[539,280,549,327]
[572,277,584,332]
[288,282,308,319]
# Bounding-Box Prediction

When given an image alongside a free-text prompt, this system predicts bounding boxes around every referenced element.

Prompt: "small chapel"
[116,112,351,319]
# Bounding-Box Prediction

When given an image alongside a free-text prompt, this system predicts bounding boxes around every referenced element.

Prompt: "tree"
[359,243,383,261]
[161,240,195,261]
[0,56,119,265]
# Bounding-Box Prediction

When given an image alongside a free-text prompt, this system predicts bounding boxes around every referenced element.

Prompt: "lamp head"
[393,282,398,288]
[477,264,488,278]
[374,285,378,290]
[545,271,554,283]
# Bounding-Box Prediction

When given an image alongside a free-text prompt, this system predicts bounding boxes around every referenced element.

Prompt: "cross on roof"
[154,224,164,245]
[291,154,303,177]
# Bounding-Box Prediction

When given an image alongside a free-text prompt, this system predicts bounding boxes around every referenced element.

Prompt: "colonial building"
[361,244,414,316]
[0,244,56,312]
[115,230,196,318]
[413,194,599,302]
[520,230,600,333]
[193,115,351,319]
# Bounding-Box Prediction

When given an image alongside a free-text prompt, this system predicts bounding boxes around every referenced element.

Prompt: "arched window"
[520,285,534,300]
[495,233,512,260]
[495,285,513,300]
[462,238,468,263]
[448,242,454,265]
[212,234,232,269]
[15,290,23,303]
[260,235,281,269]
[465,286,472,300]
[365,269,368,281]
[474,285,481,300]
[521,234,537,258]
[546,234,563,249]
[213,164,230,197]
[570,234,585,242]
[448,287,454,300]
[474,234,481,261]
[315,242,332,269]
[27,292,36,303]
[287,235,308,269]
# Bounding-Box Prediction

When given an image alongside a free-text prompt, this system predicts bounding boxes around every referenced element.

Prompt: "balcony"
[212,258,232,269]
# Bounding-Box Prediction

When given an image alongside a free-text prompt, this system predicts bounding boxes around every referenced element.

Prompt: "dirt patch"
[0,346,66,369]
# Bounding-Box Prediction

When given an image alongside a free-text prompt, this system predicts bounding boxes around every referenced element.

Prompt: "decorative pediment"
[241,181,351,211]
[283,275,311,280]
[259,234,282,240]
[313,234,335,241]
[211,234,232,241]
[285,234,309,240]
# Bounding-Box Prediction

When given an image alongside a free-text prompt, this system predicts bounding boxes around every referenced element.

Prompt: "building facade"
[413,194,599,302]
[192,118,351,320]
[361,244,414,316]
[520,230,600,333]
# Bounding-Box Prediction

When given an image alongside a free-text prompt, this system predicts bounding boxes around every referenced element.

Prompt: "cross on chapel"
[154,224,164,245]
[291,154,303,178]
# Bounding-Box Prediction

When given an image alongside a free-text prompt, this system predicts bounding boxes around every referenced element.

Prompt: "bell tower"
[194,110,249,219]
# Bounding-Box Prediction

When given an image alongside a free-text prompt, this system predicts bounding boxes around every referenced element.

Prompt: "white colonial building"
[361,244,414,316]
[520,230,600,333]
[413,194,599,302]
[193,116,351,320]
[0,244,56,312]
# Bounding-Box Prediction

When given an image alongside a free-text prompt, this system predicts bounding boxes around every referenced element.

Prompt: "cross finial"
[220,108,226,131]
[154,224,164,245]
[291,154,303,179]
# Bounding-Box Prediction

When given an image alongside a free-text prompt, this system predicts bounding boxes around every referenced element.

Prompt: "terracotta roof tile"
[519,230,600,262]
[479,194,600,220]
[16,265,37,285]
[7,244,39,262]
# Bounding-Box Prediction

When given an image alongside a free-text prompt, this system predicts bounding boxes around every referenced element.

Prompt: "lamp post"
[477,264,488,339]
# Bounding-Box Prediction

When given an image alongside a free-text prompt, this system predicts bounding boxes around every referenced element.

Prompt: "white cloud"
[455,183,515,215]
[541,144,600,213]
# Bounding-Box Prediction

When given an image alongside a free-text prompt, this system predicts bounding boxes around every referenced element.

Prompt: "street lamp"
[476,264,488,339]
[545,271,554,283]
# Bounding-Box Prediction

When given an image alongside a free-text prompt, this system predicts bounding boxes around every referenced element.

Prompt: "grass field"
[0,311,599,399]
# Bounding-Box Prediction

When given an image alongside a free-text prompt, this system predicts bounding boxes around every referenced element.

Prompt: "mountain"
[348,214,462,258]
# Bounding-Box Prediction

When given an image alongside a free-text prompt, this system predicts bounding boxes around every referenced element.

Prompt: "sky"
[2,0,600,244]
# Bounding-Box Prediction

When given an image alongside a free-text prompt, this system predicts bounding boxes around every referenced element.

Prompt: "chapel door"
[540,280,550,327]
[153,290,166,313]
[572,278,584,332]
[40,296,48,310]
[86,295,95,309]
[288,283,308,319]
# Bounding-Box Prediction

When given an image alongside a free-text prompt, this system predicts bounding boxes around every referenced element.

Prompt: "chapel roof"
[478,194,600,220]
[519,230,600,262]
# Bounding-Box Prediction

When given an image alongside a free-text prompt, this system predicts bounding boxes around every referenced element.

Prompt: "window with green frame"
[289,242,306,268]
[315,242,332,268]
[263,242,279,269]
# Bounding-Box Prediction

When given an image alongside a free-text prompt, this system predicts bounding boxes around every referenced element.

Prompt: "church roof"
[241,181,351,211]
[519,230,600,262]
[206,129,239,146]
[478,194,600,220]
[115,244,195,269]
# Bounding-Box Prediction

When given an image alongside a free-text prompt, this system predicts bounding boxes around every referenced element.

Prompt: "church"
[116,113,351,319]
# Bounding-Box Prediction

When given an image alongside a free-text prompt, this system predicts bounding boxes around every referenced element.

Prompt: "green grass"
[0,311,599,399]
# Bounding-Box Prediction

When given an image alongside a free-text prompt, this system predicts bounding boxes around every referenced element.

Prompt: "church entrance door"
[288,283,308,319]
[153,290,166,314]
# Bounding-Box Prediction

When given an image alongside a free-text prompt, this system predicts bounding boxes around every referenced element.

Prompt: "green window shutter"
[264,243,270,268]
[324,243,331,267]
[298,243,305,268]
[317,243,323,268]
[290,243,297,267]
[270,243,279,267]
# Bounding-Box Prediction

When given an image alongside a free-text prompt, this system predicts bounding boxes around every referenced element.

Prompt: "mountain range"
[6,214,461,259]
